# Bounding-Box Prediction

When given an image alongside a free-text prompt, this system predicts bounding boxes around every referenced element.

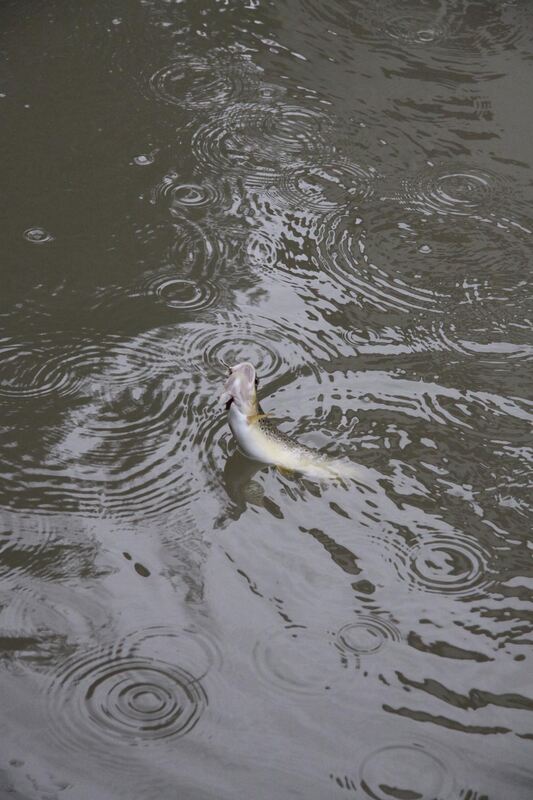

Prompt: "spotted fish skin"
[221,362,357,481]
[256,411,326,462]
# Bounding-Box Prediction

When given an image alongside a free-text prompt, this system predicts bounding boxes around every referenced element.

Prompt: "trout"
[220,362,357,481]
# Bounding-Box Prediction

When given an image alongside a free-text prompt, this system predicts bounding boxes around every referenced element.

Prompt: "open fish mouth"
[219,361,257,409]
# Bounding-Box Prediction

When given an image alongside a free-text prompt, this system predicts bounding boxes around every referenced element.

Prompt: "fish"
[220,361,358,481]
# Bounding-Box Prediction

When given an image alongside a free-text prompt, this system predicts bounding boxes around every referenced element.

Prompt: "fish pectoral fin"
[276,465,294,477]
[247,412,269,425]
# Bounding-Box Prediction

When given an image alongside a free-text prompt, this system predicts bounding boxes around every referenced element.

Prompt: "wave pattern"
[253,627,346,695]
[23,227,54,244]
[147,53,262,111]
[399,165,510,217]
[3,2,533,797]
[191,102,332,179]
[47,646,208,759]
[140,269,220,312]
[305,0,531,79]
[395,533,493,597]
[335,615,401,657]
[272,160,378,212]
[359,741,456,800]
[0,336,84,400]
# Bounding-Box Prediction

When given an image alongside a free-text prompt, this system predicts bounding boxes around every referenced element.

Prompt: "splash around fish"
[220,361,358,481]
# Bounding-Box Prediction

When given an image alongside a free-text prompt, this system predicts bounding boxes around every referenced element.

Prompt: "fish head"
[220,361,258,415]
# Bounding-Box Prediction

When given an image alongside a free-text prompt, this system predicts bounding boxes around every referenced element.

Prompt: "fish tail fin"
[328,459,360,483]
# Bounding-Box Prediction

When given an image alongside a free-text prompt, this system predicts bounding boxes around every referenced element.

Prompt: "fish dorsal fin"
[247,412,269,425]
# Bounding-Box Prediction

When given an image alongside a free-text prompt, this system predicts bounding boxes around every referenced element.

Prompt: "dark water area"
[1,1,532,797]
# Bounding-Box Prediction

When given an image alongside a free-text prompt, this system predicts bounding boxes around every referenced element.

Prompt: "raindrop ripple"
[399,533,492,597]
[273,160,377,212]
[48,645,208,757]
[23,227,54,244]
[316,208,439,312]
[191,102,332,179]
[359,742,455,800]
[148,54,260,111]
[253,628,344,695]
[0,339,83,400]
[335,616,401,657]
[139,269,219,312]
[399,165,509,217]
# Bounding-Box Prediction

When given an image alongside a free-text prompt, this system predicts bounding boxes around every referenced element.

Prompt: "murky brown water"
[1,1,532,798]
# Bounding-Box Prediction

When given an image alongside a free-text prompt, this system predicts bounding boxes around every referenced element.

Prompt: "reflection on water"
[0,0,532,797]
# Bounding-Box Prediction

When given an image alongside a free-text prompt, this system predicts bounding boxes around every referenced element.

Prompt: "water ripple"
[178,312,337,383]
[359,741,455,800]
[191,102,332,178]
[151,172,223,213]
[316,208,440,313]
[182,321,285,381]
[307,0,528,68]
[0,514,52,582]
[169,182,217,211]
[68,327,186,390]
[245,228,279,270]
[335,615,401,657]
[47,644,208,758]
[139,269,219,312]
[47,378,202,520]
[0,325,217,519]
[347,205,532,311]
[253,627,344,694]
[128,625,222,681]
[383,9,451,45]
[23,227,54,244]
[272,160,377,212]
[396,533,492,597]
[0,338,83,400]
[147,53,260,111]
[1,582,112,644]
[132,153,155,167]
[399,164,509,217]
[168,216,226,281]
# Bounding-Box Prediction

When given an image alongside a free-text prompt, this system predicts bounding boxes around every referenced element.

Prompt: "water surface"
[1,1,532,798]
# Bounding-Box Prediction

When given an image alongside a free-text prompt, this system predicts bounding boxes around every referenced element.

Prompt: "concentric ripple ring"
[400,166,508,217]
[253,628,344,695]
[359,742,455,800]
[48,648,208,754]
[140,272,219,312]
[336,616,401,656]
[273,160,377,212]
[148,55,260,110]
[23,227,54,244]
[401,534,491,597]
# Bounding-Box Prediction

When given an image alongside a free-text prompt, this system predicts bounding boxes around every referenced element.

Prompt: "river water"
[1,1,532,798]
